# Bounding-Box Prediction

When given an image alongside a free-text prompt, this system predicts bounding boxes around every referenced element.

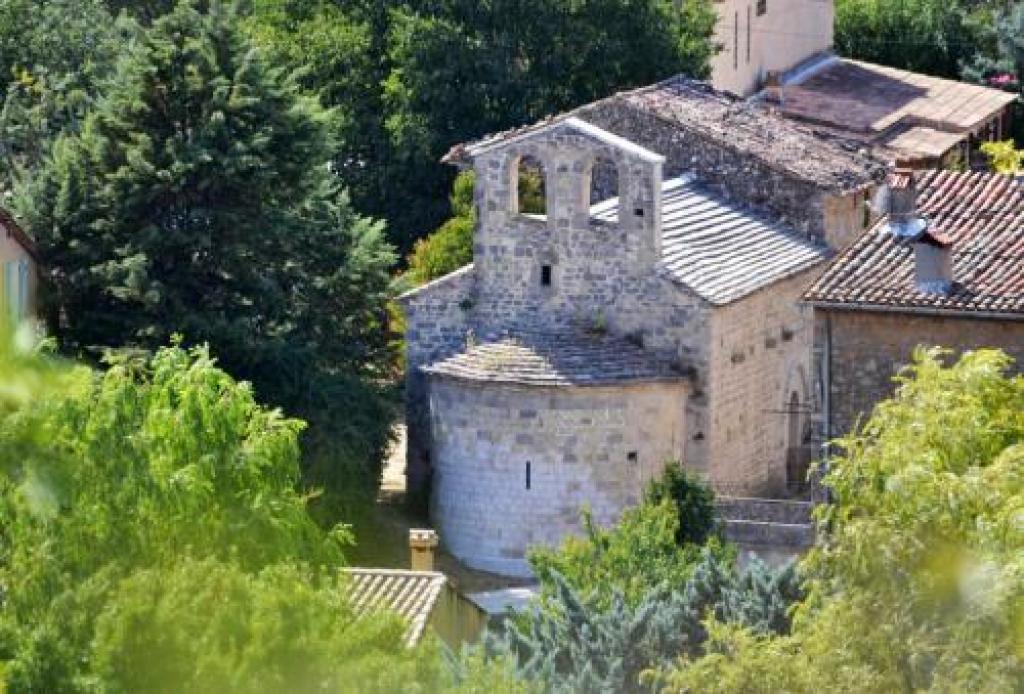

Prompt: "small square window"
[627,451,638,463]
[756,0,767,16]
[634,207,645,218]
[541,265,552,287]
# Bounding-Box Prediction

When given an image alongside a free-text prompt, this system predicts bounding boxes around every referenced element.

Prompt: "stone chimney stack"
[409,529,439,572]
[888,169,918,224]
[763,71,784,106]
[883,169,928,238]
[913,231,954,295]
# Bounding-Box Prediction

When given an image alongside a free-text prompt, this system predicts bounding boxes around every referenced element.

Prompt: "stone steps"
[719,518,814,548]
[716,497,816,549]
[716,496,814,525]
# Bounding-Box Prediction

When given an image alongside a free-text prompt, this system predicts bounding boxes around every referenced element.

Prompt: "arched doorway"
[786,390,811,495]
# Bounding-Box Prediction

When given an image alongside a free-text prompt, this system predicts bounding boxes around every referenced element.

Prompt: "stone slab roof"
[466,116,664,163]
[592,176,831,305]
[444,75,881,192]
[344,569,448,647]
[805,170,1024,317]
[423,332,689,386]
[771,58,1017,161]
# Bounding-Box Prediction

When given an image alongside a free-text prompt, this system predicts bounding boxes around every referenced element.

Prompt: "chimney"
[913,230,954,295]
[883,169,928,238]
[763,70,784,106]
[409,528,439,572]
[888,170,917,221]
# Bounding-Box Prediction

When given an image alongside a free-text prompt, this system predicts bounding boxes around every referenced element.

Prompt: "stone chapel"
[399,76,883,576]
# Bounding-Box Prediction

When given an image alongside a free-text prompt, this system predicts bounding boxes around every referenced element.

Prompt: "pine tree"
[14,0,397,498]
[481,552,802,692]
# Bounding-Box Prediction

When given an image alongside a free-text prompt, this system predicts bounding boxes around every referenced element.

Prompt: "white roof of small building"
[343,568,448,647]
[592,176,832,305]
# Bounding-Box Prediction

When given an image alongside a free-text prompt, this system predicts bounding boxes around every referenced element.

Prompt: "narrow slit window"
[540,265,552,287]
[525,461,531,490]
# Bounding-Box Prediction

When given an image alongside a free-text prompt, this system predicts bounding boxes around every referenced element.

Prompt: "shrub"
[527,500,727,609]
[406,216,475,285]
[644,463,716,546]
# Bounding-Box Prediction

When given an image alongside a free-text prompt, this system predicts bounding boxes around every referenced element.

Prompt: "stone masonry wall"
[575,100,842,243]
[400,265,478,491]
[402,121,721,498]
[428,378,687,576]
[819,310,1024,438]
[706,269,821,496]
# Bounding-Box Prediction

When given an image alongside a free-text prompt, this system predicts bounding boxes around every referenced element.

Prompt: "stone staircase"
[716,497,815,550]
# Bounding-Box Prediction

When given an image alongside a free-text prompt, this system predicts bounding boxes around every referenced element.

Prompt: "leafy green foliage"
[0,0,122,194]
[835,0,983,78]
[88,558,448,694]
[962,4,1024,97]
[383,0,716,249]
[517,166,546,216]
[658,349,1024,692]
[406,216,474,285]
[980,139,1024,173]
[0,339,339,688]
[644,463,716,546]
[246,0,390,237]
[483,550,801,693]
[13,0,398,503]
[528,500,728,609]
[406,170,476,285]
[0,335,528,691]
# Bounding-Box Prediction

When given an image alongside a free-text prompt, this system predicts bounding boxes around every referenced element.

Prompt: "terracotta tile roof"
[423,331,690,386]
[773,58,1016,161]
[593,176,831,304]
[804,170,1024,317]
[444,75,881,192]
[344,569,448,647]
[0,208,39,261]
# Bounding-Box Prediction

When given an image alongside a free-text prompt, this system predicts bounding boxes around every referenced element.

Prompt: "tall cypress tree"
[16,0,396,499]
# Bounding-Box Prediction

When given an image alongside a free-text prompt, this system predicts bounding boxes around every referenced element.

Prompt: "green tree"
[835,0,982,78]
[0,0,122,194]
[383,0,716,251]
[247,1,716,254]
[962,3,1024,96]
[658,349,1024,692]
[246,0,390,241]
[14,0,397,502]
[480,549,800,693]
[0,339,339,689]
[0,334,528,692]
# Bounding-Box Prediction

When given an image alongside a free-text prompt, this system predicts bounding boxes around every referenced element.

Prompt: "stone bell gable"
[468,117,668,335]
